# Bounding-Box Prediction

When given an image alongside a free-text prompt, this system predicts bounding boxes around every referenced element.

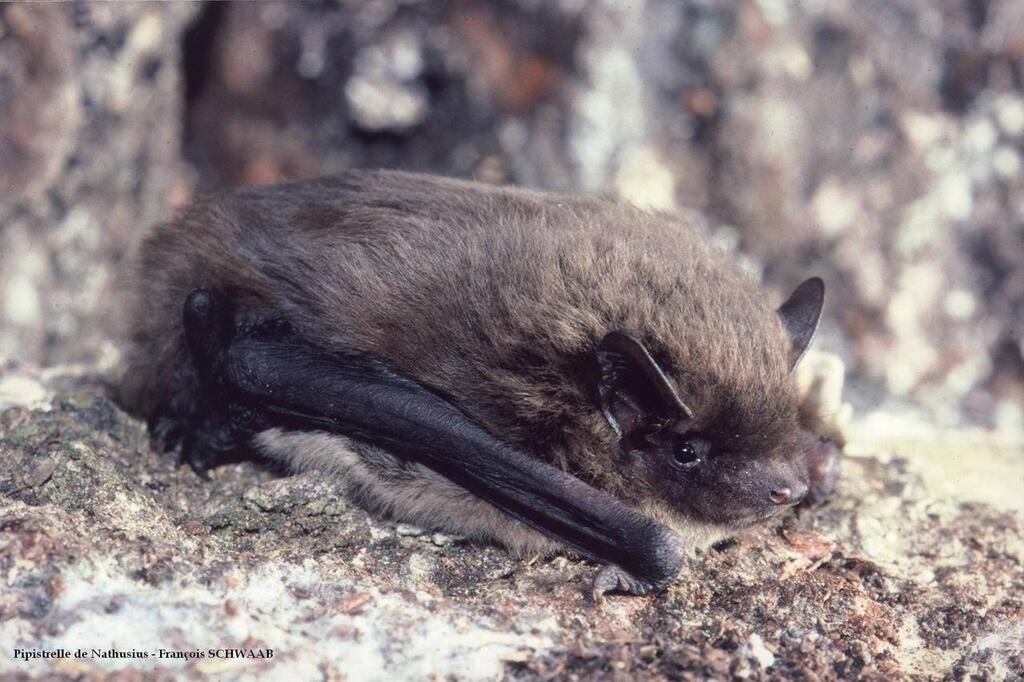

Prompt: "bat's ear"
[596,331,693,440]
[777,277,825,370]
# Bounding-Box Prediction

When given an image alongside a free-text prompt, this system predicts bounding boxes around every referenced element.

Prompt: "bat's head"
[596,278,825,532]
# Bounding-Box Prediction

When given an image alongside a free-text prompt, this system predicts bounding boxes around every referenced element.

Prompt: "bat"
[120,170,837,597]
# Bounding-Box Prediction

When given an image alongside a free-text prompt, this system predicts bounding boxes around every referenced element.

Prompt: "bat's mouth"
[752,496,806,524]
[721,502,794,529]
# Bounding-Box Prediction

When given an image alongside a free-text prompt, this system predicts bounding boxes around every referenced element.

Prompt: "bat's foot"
[178,406,254,478]
[149,404,242,478]
[149,289,278,476]
[802,435,841,506]
[591,564,663,600]
[149,395,243,477]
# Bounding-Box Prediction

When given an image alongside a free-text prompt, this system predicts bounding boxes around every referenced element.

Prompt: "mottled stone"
[0,368,1021,679]
[0,3,197,367]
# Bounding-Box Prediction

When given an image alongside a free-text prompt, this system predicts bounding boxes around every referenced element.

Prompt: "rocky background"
[1,1,1022,680]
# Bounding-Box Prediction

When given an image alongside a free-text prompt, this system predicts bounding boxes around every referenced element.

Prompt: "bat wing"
[182,289,684,597]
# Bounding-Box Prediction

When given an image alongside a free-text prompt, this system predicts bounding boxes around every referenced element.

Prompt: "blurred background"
[1,0,1022,432]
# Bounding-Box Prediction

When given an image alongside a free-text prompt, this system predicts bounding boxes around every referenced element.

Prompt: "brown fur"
[121,170,800,545]
[254,429,558,556]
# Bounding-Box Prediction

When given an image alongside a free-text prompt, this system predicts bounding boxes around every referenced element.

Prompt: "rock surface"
[0,2,197,367]
[1,367,1021,680]
[2,1,1024,679]
[3,1,1022,425]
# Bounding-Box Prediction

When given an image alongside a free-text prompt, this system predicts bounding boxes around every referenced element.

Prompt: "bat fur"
[119,170,835,595]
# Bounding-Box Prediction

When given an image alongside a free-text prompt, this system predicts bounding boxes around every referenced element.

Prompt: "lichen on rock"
[1,367,1021,679]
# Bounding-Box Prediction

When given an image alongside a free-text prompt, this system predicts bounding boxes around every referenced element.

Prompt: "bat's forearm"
[221,338,684,591]
[178,288,684,595]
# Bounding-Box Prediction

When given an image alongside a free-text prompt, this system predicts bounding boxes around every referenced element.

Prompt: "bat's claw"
[179,439,214,480]
[591,564,657,601]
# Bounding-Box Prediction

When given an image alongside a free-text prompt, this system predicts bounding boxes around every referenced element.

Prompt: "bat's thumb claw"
[592,564,649,601]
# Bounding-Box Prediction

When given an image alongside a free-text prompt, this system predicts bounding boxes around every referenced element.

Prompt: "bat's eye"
[672,437,708,469]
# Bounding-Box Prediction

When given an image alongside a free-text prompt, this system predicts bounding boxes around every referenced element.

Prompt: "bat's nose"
[769,480,808,506]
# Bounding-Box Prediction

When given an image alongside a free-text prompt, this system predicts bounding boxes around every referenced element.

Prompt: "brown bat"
[120,170,838,597]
